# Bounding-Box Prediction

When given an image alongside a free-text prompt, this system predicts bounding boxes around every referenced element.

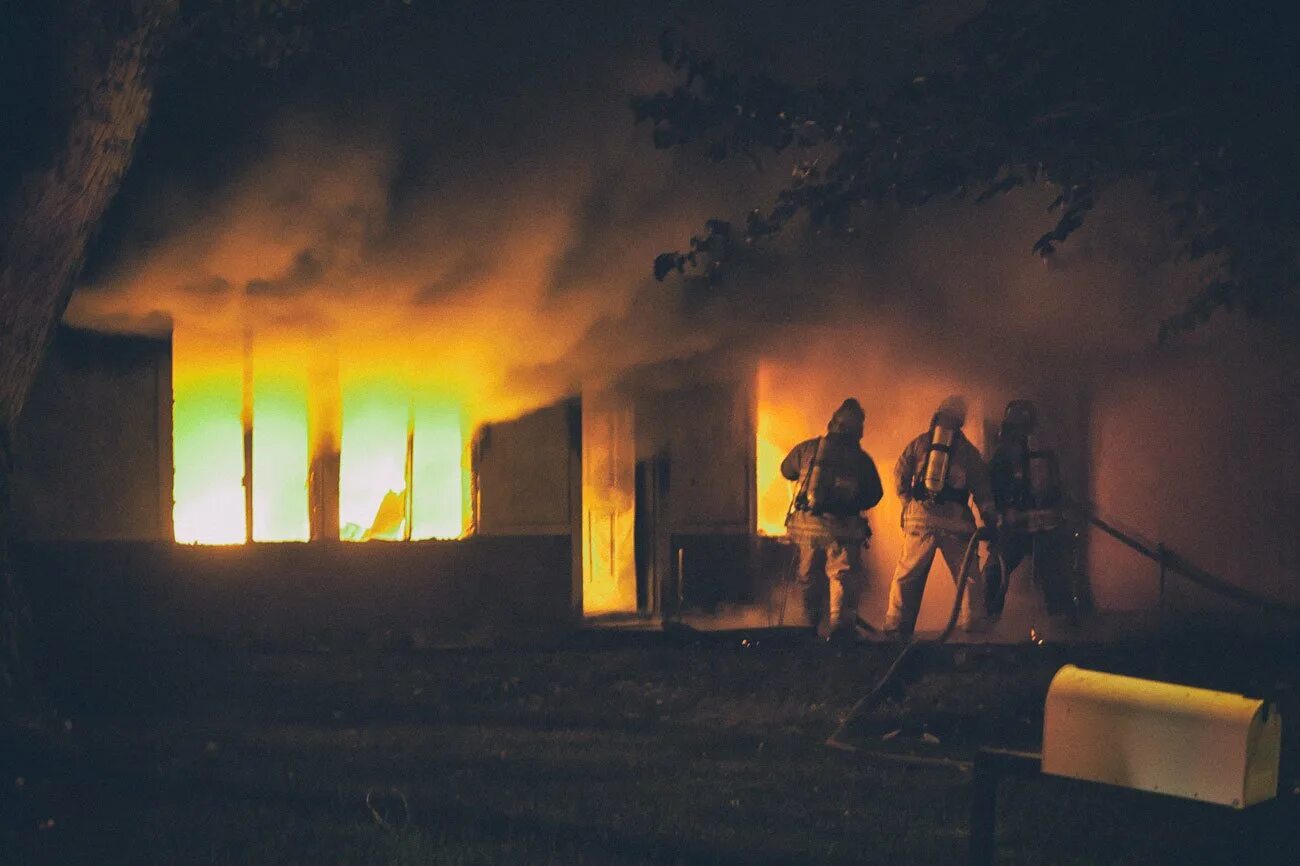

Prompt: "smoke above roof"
[66,0,1206,426]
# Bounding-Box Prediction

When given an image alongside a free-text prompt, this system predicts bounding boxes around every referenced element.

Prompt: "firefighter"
[883,395,998,640]
[780,398,884,642]
[983,399,1066,617]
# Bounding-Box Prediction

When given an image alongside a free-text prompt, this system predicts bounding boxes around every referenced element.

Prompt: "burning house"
[8,5,1297,648]
[11,319,766,643]
[13,298,1300,649]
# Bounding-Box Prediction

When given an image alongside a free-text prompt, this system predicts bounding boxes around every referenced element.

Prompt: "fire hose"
[827,525,1004,748]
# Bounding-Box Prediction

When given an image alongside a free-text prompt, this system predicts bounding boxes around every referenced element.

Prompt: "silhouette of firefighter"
[884,395,998,640]
[983,399,1073,617]
[781,399,884,642]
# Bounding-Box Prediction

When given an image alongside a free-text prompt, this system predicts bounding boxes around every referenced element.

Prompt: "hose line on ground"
[827,526,1000,748]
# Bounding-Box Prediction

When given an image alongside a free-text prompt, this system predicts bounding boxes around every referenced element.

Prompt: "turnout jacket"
[894,430,996,535]
[989,434,1063,532]
[780,434,883,545]
[989,437,1061,510]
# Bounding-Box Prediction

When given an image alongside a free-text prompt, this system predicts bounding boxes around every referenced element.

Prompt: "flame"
[410,401,466,540]
[339,377,410,540]
[755,363,802,537]
[338,380,466,541]
[252,373,310,541]
[173,328,466,544]
[173,337,245,544]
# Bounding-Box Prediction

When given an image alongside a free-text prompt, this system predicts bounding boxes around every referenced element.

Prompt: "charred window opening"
[172,330,467,544]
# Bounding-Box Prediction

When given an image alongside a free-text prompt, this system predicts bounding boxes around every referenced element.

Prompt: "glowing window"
[171,329,465,544]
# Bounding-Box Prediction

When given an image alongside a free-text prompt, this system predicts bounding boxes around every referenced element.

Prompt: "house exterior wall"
[472,398,583,617]
[474,399,580,536]
[473,378,763,618]
[1086,326,1300,614]
[12,326,172,541]
[651,380,756,534]
[17,537,574,652]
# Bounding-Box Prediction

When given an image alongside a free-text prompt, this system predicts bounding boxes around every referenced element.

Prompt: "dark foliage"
[179,0,317,67]
[632,0,1300,338]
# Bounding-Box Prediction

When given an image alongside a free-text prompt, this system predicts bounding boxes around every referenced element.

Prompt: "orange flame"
[755,364,800,537]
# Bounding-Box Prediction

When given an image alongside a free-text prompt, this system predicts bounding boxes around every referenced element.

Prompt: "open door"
[581,391,637,615]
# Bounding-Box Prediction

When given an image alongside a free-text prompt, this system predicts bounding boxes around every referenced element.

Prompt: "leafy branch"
[632,0,1300,338]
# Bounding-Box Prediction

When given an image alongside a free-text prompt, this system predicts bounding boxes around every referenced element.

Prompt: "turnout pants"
[884,529,985,636]
[983,531,1031,617]
[983,528,1075,617]
[795,541,861,634]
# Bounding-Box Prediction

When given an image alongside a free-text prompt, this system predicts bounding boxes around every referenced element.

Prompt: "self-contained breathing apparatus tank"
[799,436,829,514]
[911,416,959,502]
[1026,432,1060,508]
[922,423,955,496]
[795,436,863,516]
[997,401,1062,533]
[1014,433,1062,533]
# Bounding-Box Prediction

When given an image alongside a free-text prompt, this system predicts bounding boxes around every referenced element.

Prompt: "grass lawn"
[2,629,1297,864]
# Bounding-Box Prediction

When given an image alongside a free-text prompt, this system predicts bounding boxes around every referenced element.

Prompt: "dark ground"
[2,627,1298,865]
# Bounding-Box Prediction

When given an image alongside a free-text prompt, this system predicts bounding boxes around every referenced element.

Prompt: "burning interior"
[172,330,467,545]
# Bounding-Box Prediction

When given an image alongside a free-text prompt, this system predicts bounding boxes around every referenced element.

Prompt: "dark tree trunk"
[0,0,177,714]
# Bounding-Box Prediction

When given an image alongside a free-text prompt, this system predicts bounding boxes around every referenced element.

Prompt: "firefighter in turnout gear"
[781,399,884,641]
[884,395,998,639]
[982,399,1066,617]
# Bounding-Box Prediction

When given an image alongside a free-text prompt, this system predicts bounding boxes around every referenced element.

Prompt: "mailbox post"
[969,665,1283,866]
[969,748,1042,866]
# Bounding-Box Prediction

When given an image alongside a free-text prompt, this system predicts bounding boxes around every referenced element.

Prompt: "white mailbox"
[1042,665,1281,809]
